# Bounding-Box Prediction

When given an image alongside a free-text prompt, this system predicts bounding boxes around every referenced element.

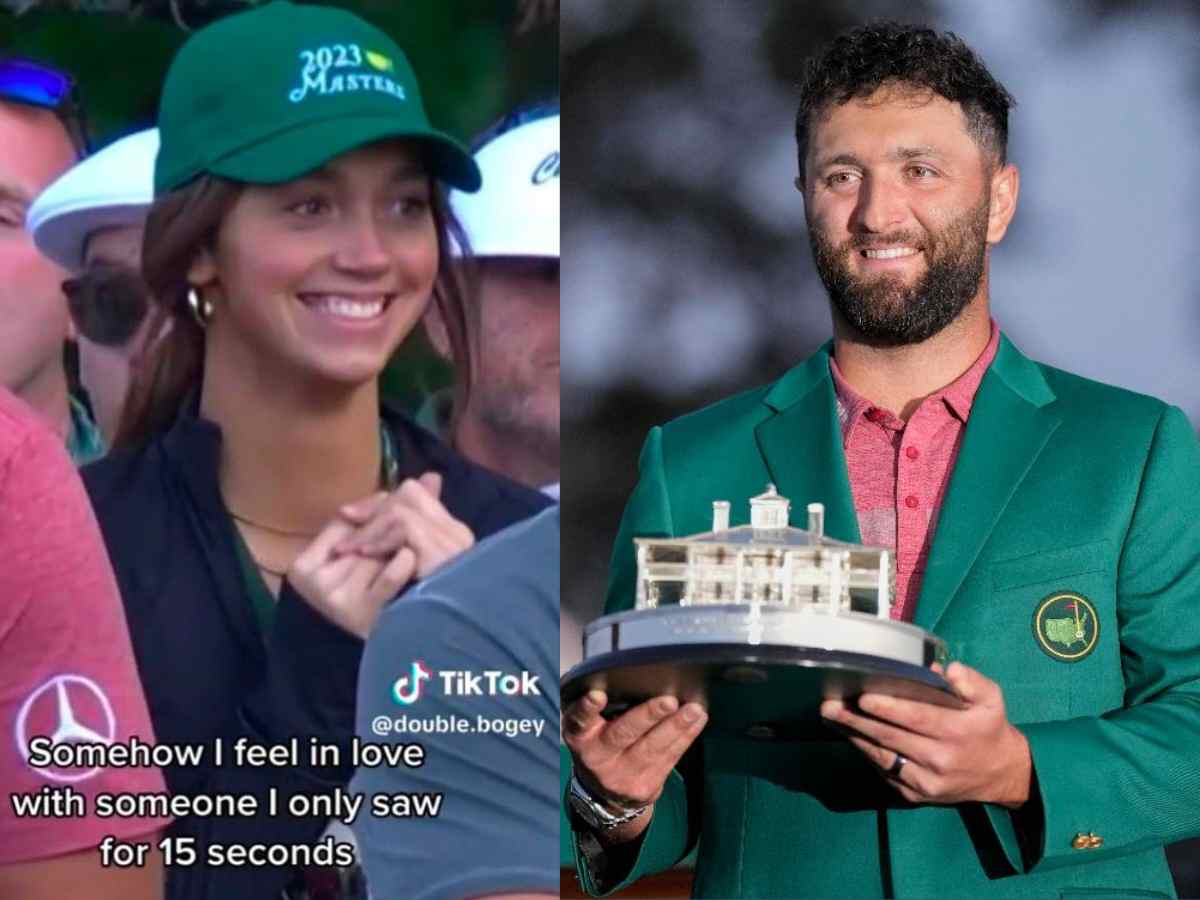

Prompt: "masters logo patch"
[365,50,394,72]
[289,43,407,104]
[1032,592,1099,662]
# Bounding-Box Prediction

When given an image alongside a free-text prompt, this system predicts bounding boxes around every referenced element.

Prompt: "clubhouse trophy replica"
[561,485,960,739]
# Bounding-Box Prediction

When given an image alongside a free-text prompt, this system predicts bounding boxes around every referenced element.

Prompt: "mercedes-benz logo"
[14,674,117,784]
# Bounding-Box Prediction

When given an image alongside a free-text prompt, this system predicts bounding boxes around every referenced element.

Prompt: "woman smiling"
[81,3,549,898]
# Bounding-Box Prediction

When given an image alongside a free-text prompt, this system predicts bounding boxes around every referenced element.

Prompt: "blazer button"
[1087,834,1104,849]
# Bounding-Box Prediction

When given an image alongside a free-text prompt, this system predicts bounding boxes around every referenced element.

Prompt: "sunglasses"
[0,57,89,155]
[62,263,151,348]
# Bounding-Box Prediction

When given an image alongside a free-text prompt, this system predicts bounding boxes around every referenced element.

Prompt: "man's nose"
[851,176,907,234]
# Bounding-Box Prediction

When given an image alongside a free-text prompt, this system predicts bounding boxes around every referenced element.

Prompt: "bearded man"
[424,103,559,499]
[562,23,1200,899]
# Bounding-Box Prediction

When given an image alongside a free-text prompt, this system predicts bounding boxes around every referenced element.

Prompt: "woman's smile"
[297,291,394,322]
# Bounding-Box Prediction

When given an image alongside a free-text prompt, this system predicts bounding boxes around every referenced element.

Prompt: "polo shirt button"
[906,446,919,460]
[905,495,919,509]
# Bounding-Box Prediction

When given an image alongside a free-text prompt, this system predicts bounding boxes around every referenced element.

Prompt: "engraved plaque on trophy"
[561,485,962,740]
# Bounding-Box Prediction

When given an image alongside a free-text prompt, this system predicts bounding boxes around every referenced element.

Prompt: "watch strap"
[568,774,649,830]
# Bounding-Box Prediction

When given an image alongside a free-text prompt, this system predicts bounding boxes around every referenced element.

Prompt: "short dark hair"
[795,23,1015,175]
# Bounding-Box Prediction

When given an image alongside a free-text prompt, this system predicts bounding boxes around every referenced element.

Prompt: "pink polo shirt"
[0,387,169,864]
[830,325,999,622]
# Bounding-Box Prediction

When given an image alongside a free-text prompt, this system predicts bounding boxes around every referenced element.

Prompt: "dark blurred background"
[0,0,559,408]
[0,0,558,145]
[561,2,1199,894]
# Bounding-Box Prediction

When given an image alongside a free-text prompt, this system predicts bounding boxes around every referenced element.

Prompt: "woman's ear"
[187,245,218,289]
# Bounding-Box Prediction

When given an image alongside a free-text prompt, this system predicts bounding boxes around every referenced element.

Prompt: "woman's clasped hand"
[288,472,475,639]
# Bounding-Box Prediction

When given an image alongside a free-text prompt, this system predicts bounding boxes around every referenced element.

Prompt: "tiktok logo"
[391,660,433,706]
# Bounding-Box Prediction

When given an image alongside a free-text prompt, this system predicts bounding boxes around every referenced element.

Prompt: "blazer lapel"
[914,335,1062,632]
[754,343,861,544]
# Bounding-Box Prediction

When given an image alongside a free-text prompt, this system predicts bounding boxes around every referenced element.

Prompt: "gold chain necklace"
[226,509,319,539]
[226,421,400,579]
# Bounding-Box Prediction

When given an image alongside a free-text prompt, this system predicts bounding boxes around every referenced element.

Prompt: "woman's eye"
[289,197,330,216]
[391,195,430,217]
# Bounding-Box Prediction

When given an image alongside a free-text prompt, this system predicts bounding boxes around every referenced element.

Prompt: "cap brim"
[206,115,481,192]
[30,203,151,273]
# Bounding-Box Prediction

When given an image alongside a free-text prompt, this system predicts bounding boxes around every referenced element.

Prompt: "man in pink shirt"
[565,22,1200,898]
[829,323,999,623]
[0,58,105,465]
[0,385,167,898]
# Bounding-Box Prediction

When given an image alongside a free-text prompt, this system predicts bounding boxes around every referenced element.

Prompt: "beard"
[808,198,990,346]
[476,377,560,465]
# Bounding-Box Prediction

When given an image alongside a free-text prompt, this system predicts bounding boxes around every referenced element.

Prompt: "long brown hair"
[115,169,473,450]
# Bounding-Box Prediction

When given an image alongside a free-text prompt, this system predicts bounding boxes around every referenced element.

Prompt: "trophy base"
[562,644,961,741]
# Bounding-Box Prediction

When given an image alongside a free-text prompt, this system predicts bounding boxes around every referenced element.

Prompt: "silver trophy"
[562,485,961,739]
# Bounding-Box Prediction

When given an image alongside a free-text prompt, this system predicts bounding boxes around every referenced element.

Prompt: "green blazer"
[567,335,1200,898]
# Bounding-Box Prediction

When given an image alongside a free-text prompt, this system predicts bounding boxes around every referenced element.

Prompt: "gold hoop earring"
[187,287,213,328]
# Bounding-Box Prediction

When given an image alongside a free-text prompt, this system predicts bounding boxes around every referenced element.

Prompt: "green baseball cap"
[154,1,480,195]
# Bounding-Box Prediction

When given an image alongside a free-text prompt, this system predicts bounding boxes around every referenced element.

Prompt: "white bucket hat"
[27,127,159,274]
[452,113,558,259]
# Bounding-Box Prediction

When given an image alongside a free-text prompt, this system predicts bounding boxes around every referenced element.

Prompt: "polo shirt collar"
[829,320,1000,428]
[940,322,1000,421]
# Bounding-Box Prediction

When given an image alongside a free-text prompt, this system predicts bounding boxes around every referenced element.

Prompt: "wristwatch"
[567,774,650,831]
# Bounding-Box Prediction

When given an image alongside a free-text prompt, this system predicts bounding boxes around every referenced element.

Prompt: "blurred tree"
[1,0,556,141]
